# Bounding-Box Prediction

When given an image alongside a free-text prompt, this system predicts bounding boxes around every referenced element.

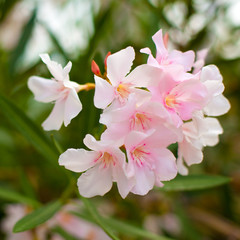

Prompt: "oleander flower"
[59,134,134,198]
[28,54,82,131]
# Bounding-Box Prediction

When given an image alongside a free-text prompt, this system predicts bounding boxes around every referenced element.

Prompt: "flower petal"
[131,165,155,195]
[94,76,114,109]
[77,166,112,197]
[107,46,135,86]
[59,148,97,172]
[63,89,82,126]
[152,148,177,182]
[204,94,230,116]
[40,53,71,81]
[42,99,64,131]
[28,76,60,103]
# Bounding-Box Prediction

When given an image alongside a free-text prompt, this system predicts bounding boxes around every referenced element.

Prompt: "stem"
[77,83,95,92]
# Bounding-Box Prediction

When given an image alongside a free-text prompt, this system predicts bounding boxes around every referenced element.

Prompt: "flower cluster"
[28,29,230,198]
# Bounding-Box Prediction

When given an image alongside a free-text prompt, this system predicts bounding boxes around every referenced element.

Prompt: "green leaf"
[0,186,40,208]
[13,200,62,233]
[80,196,120,240]
[74,211,173,240]
[52,226,80,240]
[161,174,231,191]
[0,94,59,164]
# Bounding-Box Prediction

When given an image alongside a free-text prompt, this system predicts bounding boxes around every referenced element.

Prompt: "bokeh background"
[0,0,240,239]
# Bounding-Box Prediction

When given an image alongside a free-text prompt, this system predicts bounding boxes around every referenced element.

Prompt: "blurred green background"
[0,0,240,239]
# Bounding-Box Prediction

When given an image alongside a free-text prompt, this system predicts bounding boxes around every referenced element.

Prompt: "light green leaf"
[0,94,58,164]
[0,186,40,208]
[161,174,231,191]
[13,200,62,233]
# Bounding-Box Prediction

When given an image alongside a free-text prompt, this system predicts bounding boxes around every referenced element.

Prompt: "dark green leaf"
[13,200,62,233]
[0,186,40,208]
[161,174,231,191]
[0,94,59,164]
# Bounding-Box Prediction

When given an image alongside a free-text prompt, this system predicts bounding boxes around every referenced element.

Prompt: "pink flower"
[28,54,82,131]
[59,134,134,198]
[93,46,158,109]
[200,65,230,116]
[177,112,223,175]
[125,129,178,195]
[148,72,209,127]
[100,93,172,142]
[141,29,195,81]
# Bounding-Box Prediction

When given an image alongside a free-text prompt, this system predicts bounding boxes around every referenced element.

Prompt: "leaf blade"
[13,200,62,233]
[161,174,231,192]
[0,186,40,208]
[0,94,58,164]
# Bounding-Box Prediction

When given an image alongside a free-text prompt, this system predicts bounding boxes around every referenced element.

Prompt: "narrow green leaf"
[80,196,120,240]
[0,94,58,164]
[161,174,231,191]
[74,212,173,240]
[13,200,62,233]
[52,226,80,240]
[0,186,40,208]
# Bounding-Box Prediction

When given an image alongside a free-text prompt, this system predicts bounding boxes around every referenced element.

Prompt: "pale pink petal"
[152,29,168,61]
[42,99,64,131]
[176,153,189,175]
[200,118,223,146]
[100,124,128,143]
[131,165,155,195]
[140,47,160,67]
[28,76,60,103]
[124,64,163,88]
[152,148,177,182]
[200,65,222,83]
[99,94,136,125]
[169,50,195,71]
[77,166,112,197]
[62,61,72,81]
[83,134,100,151]
[145,126,180,148]
[178,139,203,166]
[112,165,134,198]
[40,54,71,81]
[193,49,208,74]
[107,46,135,86]
[94,75,114,109]
[172,80,208,120]
[204,94,230,116]
[63,89,82,126]
[203,80,224,96]
[125,131,151,151]
[59,148,97,172]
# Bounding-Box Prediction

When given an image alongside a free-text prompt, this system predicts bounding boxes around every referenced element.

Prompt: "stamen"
[165,94,177,108]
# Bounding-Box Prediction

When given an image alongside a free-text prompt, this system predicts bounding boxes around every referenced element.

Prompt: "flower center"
[165,94,177,108]
[130,112,151,131]
[100,152,115,168]
[116,83,131,101]
[131,144,150,167]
